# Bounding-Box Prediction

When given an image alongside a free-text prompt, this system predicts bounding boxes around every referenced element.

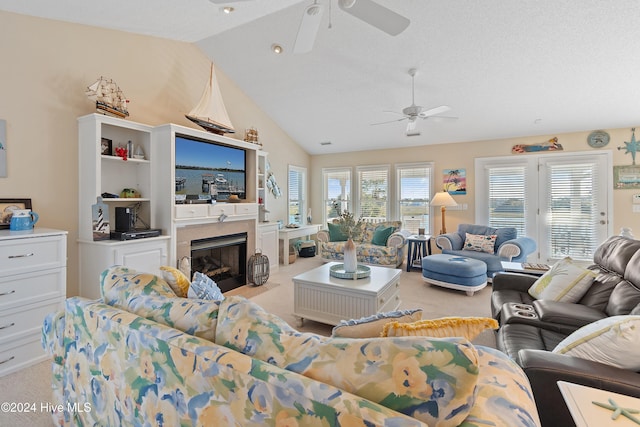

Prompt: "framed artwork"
[614,165,640,189]
[443,169,467,194]
[101,137,113,156]
[0,198,32,229]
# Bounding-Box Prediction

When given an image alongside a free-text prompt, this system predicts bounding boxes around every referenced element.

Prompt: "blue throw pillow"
[327,222,348,241]
[371,225,395,246]
[188,272,225,301]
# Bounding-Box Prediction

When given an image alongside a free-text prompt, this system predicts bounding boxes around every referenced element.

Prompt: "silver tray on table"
[329,264,371,279]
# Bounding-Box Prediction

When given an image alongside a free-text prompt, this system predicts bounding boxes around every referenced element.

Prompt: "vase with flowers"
[337,211,364,273]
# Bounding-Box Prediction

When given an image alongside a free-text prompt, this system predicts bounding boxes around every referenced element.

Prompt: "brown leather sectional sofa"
[490,235,640,427]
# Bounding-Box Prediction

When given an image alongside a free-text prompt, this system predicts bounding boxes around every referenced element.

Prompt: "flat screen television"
[174,134,246,202]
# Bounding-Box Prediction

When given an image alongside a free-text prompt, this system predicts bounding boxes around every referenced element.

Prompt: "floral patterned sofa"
[317,220,410,267]
[41,266,541,426]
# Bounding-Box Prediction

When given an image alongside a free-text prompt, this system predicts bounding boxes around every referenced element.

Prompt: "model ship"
[185,63,235,135]
[86,77,129,118]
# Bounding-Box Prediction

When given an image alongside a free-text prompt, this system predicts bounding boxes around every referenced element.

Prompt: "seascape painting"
[443,169,466,195]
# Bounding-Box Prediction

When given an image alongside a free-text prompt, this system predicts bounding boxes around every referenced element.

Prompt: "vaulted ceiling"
[2,0,640,154]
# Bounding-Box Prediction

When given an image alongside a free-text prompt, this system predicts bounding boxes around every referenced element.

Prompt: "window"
[357,165,389,221]
[488,165,527,236]
[396,163,433,234]
[323,168,352,224]
[288,165,306,225]
[476,152,612,262]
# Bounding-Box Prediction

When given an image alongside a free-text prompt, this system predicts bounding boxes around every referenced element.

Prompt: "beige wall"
[311,128,639,238]
[0,11,310,296]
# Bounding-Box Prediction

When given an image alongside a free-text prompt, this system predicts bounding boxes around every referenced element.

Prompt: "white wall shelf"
[78,114,168,298]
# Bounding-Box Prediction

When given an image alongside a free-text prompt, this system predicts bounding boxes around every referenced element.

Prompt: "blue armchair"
[435,224,536,277]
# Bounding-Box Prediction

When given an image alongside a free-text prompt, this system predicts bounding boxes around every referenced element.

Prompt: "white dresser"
[0,228,67,376]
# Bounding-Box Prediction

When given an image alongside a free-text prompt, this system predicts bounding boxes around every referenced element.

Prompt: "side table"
[406,235,431,272]
[558,381,640,427]
[278,224,320,266]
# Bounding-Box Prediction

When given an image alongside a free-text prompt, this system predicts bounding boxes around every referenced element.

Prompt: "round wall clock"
[587,130,610,148]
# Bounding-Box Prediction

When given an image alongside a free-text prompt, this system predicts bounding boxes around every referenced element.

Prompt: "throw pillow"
[463,233,497,254]
[216,296,480,427]
[188,271,225,301]
[371,225,396,246]
[382,317,499,341]
[160,265,191,297]
[331,308,423,338]
[528,257,596,302]
[327,222,348,242]
[552,315,640,370]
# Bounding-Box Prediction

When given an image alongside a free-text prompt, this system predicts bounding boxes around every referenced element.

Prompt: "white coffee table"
[292,262,402,326]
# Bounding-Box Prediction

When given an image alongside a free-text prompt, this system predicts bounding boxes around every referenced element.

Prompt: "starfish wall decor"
[618,128,639,165]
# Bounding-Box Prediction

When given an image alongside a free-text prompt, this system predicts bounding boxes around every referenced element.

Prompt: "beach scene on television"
[175,135,246,202]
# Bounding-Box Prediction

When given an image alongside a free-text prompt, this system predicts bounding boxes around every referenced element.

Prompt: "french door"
[538,154,610,261]
[476,151,612,263]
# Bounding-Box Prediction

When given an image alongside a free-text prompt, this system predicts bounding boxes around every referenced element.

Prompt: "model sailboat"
[86,77,129,118]
[185,63,235,135]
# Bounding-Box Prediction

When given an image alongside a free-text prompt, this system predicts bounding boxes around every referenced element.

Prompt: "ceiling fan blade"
[338,0,410,36]
[426,115,459,122]
[293,2,324,54]
[418,105,451,118]
[371,117,408,126]
[382,110,407,117]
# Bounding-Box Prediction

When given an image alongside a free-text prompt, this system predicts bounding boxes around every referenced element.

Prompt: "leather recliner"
[490,235,640,427]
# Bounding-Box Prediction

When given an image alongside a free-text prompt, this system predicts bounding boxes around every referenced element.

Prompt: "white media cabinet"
[78,114,272,297]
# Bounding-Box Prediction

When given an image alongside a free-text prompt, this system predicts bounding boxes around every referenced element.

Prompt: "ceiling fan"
[293,0,410,54]
[372,68,456,136]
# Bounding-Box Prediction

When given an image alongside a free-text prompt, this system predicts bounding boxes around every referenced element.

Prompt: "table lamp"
[430,191,457,234]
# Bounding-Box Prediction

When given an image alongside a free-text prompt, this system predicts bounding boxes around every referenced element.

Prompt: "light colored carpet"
[0,358,54,427]
[0,257,496,426]
[225,280,281,299]
[248,257,497,347]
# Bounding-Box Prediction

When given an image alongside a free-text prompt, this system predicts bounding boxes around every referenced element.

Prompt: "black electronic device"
[115,207,136,231]
[110,229,161,241]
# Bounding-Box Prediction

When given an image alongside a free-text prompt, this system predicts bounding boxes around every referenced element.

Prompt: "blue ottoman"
[422,254,487,296]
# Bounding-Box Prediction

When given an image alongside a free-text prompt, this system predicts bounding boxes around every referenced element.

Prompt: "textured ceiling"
[2,0,640,154]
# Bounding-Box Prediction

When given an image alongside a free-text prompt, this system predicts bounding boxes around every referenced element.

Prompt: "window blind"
[545,161,599,259]
[358,166,389,221]
[397,164,431,234]
[488,166,526,235]
[288,166,306,225]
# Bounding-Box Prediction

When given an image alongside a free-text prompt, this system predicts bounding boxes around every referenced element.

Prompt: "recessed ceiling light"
[221,6,234,14]
[271,44,283,54]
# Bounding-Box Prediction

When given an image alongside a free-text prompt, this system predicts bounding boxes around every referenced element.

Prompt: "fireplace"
[191,232,247,293]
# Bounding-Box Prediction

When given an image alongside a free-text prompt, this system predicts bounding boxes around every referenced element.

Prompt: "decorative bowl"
[330,264,371,280]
